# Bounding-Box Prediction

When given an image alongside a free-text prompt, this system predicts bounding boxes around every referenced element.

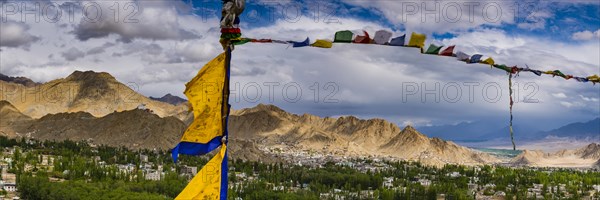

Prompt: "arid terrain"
[1,71,599,168]
[510,143,600,168]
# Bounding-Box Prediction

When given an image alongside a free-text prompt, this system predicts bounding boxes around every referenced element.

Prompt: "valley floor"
[3,137,600,200]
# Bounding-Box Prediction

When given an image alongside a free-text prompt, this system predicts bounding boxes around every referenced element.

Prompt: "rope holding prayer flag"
[220,0,245,50]
[223,47,232,142]
[233,29,599,152]
[236,30,598,86]
[509,73,516,151]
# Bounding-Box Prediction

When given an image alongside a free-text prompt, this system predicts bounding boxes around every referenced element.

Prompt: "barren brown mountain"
[228,104,499,166]
[0,89,181,148]
[1,72,501,166]
[3,105,185,150]
[0,100,274,161]
[0,71,185,119]
[0,100,33,137]
[510,143,600,168]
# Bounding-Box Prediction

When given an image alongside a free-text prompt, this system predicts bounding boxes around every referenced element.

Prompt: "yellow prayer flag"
[482,57,495,65]
[182,53,227,143]
[408,32,426,49]
[311,39,333,48]
[176,144,227,200]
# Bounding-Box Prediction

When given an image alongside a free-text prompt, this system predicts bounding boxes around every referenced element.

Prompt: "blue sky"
[200,0,600,40]
[0,0,599,132]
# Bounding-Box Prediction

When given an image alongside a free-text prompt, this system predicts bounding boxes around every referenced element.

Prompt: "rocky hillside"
[574,143,600,159]
[13,108,185,150]
[229,104,499,166]
[0,70,501,167]
[0,100,274,160]
[510,143,600,168]
[0,71,186,119]
[1,101,499,166]
[0,100,33,136]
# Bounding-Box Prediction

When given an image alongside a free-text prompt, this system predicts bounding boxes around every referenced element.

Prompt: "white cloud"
[173,41,220,63]
[552,93,567,98]
[0,21,39,48]
[579,95,599,102]
[516,10,552,30]
[72,1,201,42]
[572,29,600,41]
[559,101,586,109]
[560,101,573,108]
[440,28,600,71]
[340,0,516,34]
[0,0,598,126]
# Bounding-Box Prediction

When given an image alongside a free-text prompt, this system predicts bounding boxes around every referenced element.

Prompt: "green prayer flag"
[232,38,251,45]
[334,30,353,43]
[425,44,443,54]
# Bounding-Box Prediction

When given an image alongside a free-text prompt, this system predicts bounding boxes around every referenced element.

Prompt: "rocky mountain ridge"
[0,73,40,87]
[150,93,187,105]
[228,104,500,167]
[0,71,186,119]
[510,143,600,168]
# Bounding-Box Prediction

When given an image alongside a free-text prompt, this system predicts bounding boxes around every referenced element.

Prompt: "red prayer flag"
[353,31,372,44]
[439,45,455,56]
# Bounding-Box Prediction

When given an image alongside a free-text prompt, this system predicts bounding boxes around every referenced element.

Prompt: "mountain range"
[418,118,599,141]
[510,143,600,168]
[537,118,600,139]
[150,94,187,105]
[228,104,499,166]
[0,71,598,168]
[0,71,187,119]
[0,70,498,166]
[0,73,40,87]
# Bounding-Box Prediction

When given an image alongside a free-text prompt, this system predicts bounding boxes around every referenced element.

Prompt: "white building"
[383,177,394,189]
[145,171,162,181]
[3,183,16,192]
[418,179,431,187]
[181,166,197,176]
[448,172,461,178]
